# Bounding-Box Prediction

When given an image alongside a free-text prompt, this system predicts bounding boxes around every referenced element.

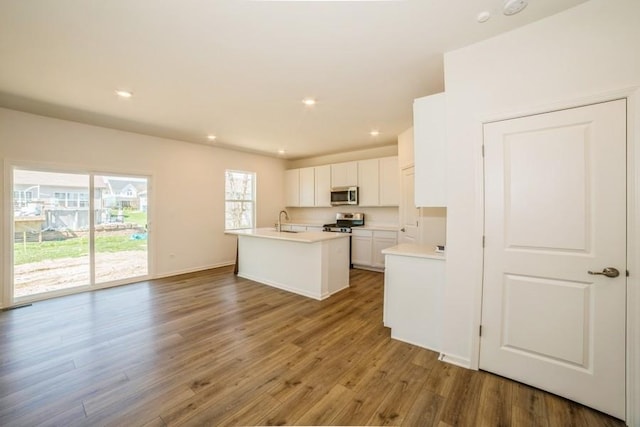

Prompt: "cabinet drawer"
[351,229,372,237]
[373,230,397,239]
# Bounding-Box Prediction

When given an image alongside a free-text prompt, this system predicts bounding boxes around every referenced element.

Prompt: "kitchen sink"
[280,230,298,233]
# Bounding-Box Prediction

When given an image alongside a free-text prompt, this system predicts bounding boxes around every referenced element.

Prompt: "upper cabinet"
[285,165,331,207]
[413,92,446,207]
[314,165,331,207]
[379,156,400,206]
[358,157,399,207]
[284,169,300,207]
[331,161,358,188]
[357,159,378,206]
[286,156,398,208]
[299,167,315,207]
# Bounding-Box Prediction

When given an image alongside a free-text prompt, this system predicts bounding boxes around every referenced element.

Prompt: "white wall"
[0,108,286,308]
[443,0,639,421]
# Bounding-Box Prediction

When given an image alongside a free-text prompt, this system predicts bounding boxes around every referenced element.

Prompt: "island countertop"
[226,228,349,243]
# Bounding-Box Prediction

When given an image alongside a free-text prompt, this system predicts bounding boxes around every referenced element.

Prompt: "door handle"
[400,228,406,232]
[588,267,620,278]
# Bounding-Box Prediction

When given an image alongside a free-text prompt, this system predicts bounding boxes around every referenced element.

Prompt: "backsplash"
[287,206,399,226]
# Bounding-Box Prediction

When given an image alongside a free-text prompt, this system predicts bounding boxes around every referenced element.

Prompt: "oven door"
[331,187,358,205]
[331,188,350,205]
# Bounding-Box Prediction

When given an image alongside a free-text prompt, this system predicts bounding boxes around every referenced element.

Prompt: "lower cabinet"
[351,229,397,270]
[383,252,445,351]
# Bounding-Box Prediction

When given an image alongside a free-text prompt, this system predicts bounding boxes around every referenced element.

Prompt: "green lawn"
[122,210,147,227]
[14,234,147,265]
[108,209,147,227]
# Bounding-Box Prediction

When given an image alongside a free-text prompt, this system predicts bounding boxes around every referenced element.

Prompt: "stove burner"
[322,224,352,233]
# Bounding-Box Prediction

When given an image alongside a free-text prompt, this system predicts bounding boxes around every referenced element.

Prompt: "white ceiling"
[0,0,587,160]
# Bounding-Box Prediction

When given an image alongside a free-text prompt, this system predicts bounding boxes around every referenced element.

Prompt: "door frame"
[474,87,640,425]
[2,160,154,307]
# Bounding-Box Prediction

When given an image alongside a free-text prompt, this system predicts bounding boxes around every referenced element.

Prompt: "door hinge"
[627,270,630,277]
[479,325,483,337]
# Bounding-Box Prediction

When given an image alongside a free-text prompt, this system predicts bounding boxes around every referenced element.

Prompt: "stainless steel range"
[322,212,364,233]
[323,213,364,268]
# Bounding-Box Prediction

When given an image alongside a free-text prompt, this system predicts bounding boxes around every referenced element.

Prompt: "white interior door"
[399,166,419,244]
[481,99,626,419]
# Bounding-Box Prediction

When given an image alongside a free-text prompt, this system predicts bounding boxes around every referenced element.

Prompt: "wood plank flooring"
[0,266,625,426]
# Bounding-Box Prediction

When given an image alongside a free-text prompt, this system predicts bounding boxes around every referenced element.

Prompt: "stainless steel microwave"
[330,186,358,206]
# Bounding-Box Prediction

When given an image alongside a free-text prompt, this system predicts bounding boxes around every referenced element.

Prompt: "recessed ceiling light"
[477,11,491,23]
[302,98,316,106]
[115,90,133,98]
[207,134,217,141]
[278,149,286,155]
[503,0,528,16]
[370,130,380,137]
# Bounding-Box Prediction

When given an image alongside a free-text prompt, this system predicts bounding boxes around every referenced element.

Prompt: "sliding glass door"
[11,167,149,301]
[13,170,91,298]
[94,175,148,284]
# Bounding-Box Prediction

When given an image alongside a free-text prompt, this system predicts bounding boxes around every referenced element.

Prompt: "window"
[225,170,255,230]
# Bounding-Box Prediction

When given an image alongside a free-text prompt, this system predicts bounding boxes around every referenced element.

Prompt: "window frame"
[224,169,256,231]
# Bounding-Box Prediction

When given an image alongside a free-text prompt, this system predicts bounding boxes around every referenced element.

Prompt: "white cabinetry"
[286,166,332,207]
[357,159,378,206]
[357,157,399,207]
[284,169,300,207]
[331,161,358,188]
[351,229,373,266]
[372,231,397,268]
[413,92,446,207]
[379,156,399,206]
[351,229,397,270]
[314,165,331,207]
[299,167,315,207]
[383,248,445,351]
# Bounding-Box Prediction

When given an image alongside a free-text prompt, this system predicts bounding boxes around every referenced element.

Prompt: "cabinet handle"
[400,228,406,232]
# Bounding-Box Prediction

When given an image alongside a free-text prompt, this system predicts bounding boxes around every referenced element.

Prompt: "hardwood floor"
[0,266,625,426]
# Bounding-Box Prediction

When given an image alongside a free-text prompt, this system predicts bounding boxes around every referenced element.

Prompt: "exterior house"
[103,177,148,211]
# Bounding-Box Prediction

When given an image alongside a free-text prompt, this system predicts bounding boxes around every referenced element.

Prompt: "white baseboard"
[154,261,235,279]
[438,352,472,369]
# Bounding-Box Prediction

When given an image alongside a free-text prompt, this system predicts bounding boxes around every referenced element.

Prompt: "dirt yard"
[13,251,148,298]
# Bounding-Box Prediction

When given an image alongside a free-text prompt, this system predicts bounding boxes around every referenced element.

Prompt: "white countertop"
[226,228,350,243]
[282,221,398,232]
[382,243,446,260]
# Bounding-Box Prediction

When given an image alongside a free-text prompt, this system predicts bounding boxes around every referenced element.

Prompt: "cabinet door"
[372,231,398,268]
[398,127,414,169]
[379,156,399,206]
[314,165,331,207]
[284,169,300,207]
[331,161,358,187]
[299,167,315,207]
[351,230,373,266]
[414,93,446,207]
[357,158,379,206]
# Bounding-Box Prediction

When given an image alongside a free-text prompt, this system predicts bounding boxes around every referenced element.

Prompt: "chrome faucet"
[277,210,289,232]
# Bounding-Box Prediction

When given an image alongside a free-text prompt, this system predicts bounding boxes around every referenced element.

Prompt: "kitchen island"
[226,228,350,300]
